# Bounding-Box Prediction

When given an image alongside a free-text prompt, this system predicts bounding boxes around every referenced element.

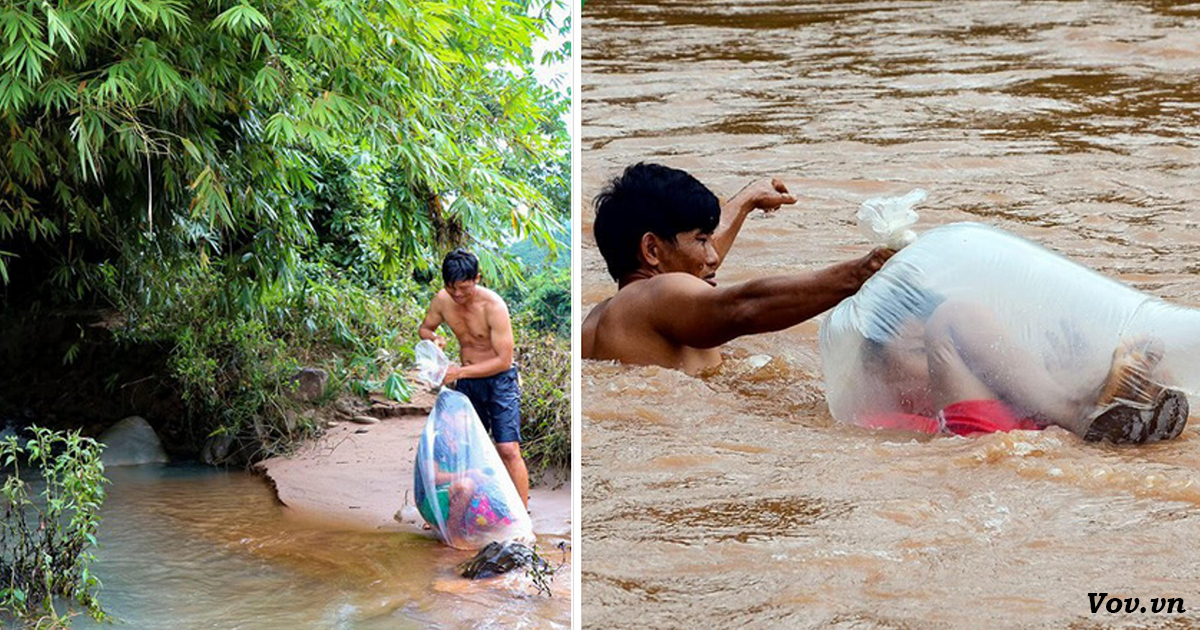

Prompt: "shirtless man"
[582,162,894,374]
[419,249,528,507]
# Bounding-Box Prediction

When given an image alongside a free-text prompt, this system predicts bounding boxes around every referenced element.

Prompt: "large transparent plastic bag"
[820,222,1198,433]
[413,389,533,550]
[414,340,450,387]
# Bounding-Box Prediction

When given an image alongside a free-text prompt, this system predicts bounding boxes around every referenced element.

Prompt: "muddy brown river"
[65,465,570,629]
[580,2,1200,628]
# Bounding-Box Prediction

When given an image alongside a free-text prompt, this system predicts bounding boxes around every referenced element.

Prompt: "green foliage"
[504,227,569,338]
[521,267,570,338]
[514,319,569,473]
[1,427,107,628]
[507,224,569,271]
[0,0,569,291]
[524,543,558,597]
[103,256,427,458]
[0,0,570,457]
[168,312,303,455]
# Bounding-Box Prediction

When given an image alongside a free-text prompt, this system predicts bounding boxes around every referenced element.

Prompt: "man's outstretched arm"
[712,178,797,266]
[649,248,894,349]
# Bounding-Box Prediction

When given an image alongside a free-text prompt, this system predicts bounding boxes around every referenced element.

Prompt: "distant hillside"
[507,223,571,270]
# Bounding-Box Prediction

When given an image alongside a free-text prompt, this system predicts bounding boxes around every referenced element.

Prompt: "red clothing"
[864,399,1042,436]
[862,411,941,434]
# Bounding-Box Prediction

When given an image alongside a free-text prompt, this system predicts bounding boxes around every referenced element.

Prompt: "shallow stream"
[70,465,569,629]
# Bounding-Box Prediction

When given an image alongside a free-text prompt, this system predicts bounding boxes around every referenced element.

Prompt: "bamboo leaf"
[210,3,270,36]
[42,4,78,53]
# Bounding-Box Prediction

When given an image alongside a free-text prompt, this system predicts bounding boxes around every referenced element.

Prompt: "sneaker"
[1084,388,1189,444]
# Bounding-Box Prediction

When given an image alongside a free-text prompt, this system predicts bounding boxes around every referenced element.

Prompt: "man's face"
[446,278,479,304]
[657,229,720,285]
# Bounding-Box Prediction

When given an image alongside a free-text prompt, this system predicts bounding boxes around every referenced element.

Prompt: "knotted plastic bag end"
[857,188,927,250]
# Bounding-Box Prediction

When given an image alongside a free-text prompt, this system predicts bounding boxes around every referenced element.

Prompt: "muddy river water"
[580,1,1200,628]
[67,465,570,629]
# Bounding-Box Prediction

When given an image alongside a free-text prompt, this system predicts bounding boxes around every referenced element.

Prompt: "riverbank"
[254,386,572,540]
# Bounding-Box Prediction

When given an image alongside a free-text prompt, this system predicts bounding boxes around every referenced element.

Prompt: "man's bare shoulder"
[584,274,714,358]
[581,297,611,358]
[476,286,510,311]
[429,288,451,309]
[611,273,713,308]
[648,272,714,290]
[583,298,611,326]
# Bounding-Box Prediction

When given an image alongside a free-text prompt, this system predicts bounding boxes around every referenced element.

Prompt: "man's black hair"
[442,248,479,284]
[593,163,721,281]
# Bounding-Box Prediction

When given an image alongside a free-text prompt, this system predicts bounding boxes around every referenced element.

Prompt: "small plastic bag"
[413,389,534,550]
[856,188,926,250]
[414,340,450,387]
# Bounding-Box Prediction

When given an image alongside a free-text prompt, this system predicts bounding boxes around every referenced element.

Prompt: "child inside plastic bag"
[821,222,1191,444]
[413,389,534,549]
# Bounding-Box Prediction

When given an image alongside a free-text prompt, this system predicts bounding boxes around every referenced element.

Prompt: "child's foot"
[1084,388,1189,444]
[1083,337,1188,444]
[1095,337,1165,409]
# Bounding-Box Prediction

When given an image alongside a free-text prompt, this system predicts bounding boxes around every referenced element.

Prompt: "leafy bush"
[1,427,107,628]
[0,0,569,290]
[104,259,428,459]
[167,311,305,458]
[523,268,570,339]
[514,320,570,474]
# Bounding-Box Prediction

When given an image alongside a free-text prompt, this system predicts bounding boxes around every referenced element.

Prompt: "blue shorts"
[455,367,521,444]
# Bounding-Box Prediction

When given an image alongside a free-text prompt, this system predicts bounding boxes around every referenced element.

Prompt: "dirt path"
[255,388,571,540]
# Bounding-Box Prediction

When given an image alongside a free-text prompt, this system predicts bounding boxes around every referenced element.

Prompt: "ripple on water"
[647,496,851,544]
[956,430,1200,505]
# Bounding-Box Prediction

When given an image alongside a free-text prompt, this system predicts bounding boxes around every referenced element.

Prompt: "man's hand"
[732,178,798,215]
[441,364,462,385]
[432,335,447,350]
[714,177,800,265]
[852,247,896,285]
